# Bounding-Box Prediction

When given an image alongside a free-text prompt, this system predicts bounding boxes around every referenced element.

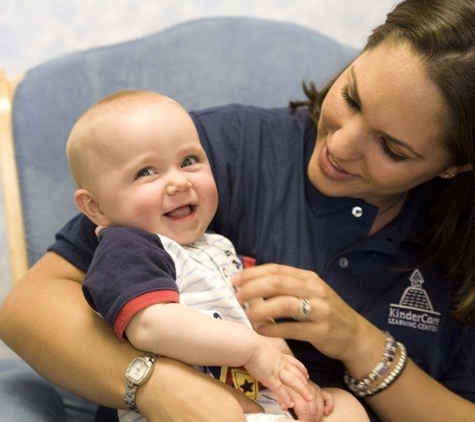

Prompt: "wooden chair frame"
[0,70,27,283]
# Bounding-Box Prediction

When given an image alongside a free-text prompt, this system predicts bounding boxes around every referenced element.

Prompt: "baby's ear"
[74,189,110,226]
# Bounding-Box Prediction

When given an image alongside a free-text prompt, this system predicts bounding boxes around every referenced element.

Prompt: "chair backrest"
[0,17,357,282]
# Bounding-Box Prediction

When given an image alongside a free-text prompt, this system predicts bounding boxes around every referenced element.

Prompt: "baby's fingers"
[269,382,294,411]
[280,368,314,402]
[322,390,334,415]
[292,388,324,422]
[291,394,319,422]
[284,354,309,379]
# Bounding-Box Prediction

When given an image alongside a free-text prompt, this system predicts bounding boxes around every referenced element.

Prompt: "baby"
[66,90,364,422]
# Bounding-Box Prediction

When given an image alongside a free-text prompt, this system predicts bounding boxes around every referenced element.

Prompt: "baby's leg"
[321,388,370,422]
[246,390,294,421]
[246,414,293,422]
[118,408,145,421]
[118,400,294,422]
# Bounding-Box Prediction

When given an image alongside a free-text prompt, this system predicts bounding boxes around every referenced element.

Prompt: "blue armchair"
[1,17,356,283]
[0,17,357,421]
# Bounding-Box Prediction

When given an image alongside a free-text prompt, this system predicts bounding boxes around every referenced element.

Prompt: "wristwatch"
[125,353,158,412]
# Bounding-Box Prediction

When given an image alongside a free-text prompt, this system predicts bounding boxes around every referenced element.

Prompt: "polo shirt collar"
[303,120,428,256]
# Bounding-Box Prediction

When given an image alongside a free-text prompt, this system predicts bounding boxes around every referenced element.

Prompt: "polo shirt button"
[339,257,349,268]
[223,268,228,277]
[352,206,363,217]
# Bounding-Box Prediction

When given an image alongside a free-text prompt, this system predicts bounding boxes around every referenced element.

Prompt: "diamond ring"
[296,297,312,321]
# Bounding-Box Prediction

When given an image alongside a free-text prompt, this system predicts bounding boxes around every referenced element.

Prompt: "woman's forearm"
[0,252,262,420]
[0,252,136,408]
[340,319,475,421]
[139,357,261,422]
[366,359,475,422]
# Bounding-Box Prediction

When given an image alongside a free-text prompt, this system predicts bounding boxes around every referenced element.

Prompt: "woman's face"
[308,41,456,208]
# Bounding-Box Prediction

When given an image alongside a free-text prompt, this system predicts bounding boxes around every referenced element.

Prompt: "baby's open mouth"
[164,205,196,219]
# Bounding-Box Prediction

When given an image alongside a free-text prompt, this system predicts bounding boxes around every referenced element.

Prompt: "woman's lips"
[328,153,343,170]
[319,146,359,181]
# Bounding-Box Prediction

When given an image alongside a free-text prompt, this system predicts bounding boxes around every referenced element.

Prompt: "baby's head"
[66,90,218,245]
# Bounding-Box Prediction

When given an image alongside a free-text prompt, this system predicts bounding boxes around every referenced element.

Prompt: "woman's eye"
[341,84,360,110]
[135,167,155,179]
[181,156,198,168]
[379,138,407,163]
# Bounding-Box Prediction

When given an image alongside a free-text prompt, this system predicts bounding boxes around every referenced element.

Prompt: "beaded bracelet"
[364,342,407,397]
[344,332,407,398]
[344,332,396,392]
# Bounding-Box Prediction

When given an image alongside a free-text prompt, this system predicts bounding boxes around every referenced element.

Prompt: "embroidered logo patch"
[388,269,441,333]
[219,366,259,401]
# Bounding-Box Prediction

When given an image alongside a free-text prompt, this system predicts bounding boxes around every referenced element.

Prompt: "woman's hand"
[232,264,384,369]
[137,357,263,422]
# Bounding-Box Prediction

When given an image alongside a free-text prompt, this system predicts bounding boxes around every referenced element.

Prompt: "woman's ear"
[74,189,110,226]
[438,163,473,179]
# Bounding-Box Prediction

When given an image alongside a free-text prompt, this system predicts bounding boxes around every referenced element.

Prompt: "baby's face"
[91,98,218,245]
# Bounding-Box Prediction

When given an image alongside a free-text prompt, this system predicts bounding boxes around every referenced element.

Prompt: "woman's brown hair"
[292,0,475,326]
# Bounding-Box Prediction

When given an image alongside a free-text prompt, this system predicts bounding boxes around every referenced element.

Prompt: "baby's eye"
[181,156,198,168]
[135,167,155,179]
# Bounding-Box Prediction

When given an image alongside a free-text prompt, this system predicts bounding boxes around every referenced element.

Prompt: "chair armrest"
[0,70,28,283]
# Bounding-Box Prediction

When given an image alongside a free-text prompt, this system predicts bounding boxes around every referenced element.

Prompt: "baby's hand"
[290,381,333,422]
[243,339,314,411]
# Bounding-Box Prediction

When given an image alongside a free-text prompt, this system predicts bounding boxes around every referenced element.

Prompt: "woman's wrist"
[135,357,186,419]
[344,332,408,397]
[340,319,388,379]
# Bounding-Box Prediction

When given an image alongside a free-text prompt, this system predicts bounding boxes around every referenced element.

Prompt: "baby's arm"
[83,227,311,410]
[126,303,313,410]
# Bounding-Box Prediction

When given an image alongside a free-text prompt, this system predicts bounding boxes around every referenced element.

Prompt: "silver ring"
[296,297,312,321]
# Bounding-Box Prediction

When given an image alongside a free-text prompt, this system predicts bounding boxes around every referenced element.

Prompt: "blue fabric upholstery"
[5,17,359,422]
[0,357,98,421]
[12,17,357,266]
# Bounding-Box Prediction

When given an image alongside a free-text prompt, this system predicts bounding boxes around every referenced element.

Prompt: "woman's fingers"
[255,320,324,343]
[234,263,364,362]
[233,263,308,290]
[233,264,324,303]
[246,295,319,325]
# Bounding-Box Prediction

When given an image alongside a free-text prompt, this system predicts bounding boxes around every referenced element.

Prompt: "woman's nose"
[329,120,366,161]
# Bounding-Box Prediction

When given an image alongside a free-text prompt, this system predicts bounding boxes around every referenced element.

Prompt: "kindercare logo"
[388,269,441,333]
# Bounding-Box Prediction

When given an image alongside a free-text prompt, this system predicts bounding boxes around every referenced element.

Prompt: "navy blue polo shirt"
[51,104,475,419]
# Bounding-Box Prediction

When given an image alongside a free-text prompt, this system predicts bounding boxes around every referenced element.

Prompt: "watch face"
[127,358,149,383]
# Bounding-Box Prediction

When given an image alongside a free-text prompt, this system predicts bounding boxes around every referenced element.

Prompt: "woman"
[0,0,474,421]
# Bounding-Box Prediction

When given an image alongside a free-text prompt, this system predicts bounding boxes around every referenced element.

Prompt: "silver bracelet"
[365,342,407,397]
[344,332,396,391]
[344,331,407,398]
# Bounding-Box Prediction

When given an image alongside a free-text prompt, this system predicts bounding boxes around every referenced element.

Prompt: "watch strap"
[125,381,140,412]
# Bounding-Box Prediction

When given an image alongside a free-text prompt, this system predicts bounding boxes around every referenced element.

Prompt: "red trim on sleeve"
[243,256,256,268]
[114,290,179,339]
